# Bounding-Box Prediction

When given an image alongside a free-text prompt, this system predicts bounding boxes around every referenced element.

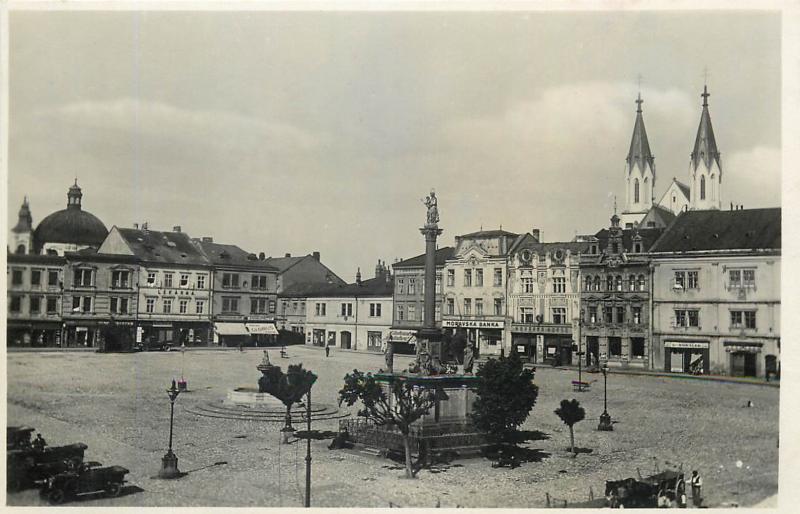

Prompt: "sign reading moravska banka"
[443,319,504,329]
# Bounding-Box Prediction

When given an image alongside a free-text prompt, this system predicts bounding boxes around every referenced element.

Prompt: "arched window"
[15,244,25,254]
[584,276,591,291]
[615,275,623,291]
[628,275,636,291]
[710,174,715,199]
[606,276,614,291]
[700,175,706,200]
[634,178,640,203]
[637,274,646,291]
[594,276,601,292]
[644,177,649,202]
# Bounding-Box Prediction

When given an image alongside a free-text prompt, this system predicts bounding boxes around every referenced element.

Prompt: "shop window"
[609,337,622,357]
[631,338,645,358]
[475,269,483,287]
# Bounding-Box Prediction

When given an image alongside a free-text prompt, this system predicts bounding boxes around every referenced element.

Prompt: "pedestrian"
[33,433,47,451]
[325,345,330,358]
[690,470,703,507]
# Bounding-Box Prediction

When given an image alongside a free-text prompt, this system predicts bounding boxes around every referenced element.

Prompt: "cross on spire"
[635,92,643,113]
[701,84,710,107]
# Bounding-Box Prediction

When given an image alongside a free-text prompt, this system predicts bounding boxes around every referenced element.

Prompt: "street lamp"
[597,362,613,431]
[158,379,183,478]
[304,388,312,507]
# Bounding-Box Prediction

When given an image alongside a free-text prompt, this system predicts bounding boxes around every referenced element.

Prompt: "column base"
[597,411,614,431]
[158,450,182,479]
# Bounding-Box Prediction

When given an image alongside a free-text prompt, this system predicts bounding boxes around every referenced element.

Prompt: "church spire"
[690,84,721,171]
[12,196,33,233]
[626,92,655,172]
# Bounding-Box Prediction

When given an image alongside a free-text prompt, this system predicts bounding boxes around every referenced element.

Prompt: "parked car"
[7,442,88,491]
[136,339,173,352]
[40,461,129,504]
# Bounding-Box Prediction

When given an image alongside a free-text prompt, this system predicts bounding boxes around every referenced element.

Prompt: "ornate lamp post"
[158,379,183,478]
[304,387,312,507]
[597,362,613,431]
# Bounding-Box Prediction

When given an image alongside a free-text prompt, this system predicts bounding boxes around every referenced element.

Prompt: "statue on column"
[463,341,475,374]
[423,191,439,227]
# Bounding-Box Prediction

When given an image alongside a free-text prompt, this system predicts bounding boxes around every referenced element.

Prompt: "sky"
[6,9,781,281]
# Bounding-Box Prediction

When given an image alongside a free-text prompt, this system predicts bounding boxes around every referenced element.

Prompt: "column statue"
[423,191,439,227]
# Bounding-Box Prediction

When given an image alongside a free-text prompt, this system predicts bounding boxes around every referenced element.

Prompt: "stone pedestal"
[374,373,480,426]
[158,450,181,479]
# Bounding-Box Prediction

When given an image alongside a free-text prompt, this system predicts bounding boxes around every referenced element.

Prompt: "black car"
[136,339,173,352]
[41,461,129,504]
[7,442,89,491]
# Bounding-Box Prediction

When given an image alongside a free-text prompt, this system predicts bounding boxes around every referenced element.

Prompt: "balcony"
[510,322,571,335]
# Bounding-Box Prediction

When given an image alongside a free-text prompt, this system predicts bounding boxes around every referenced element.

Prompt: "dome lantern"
[67,179,83,209]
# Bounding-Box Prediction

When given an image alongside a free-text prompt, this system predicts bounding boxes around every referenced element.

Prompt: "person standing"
[690,471,703,507]
[325,345,330,358]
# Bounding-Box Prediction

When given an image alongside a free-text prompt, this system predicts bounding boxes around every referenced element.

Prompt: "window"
[583,276,591,292]
[616,307,625,324]
[553,277,566,293]
[634,178,640,203]
[112,270,130,288]
[464,269,472,287]
[180,274,189,287]
[631,338,645,358]
[269,301,276,313]
[493,268,503,287]
[687,271,698,289]
[251,275,268,290]
[30,296,41,314]
[10,296,21,312]
[590,244,598,254]
[222,273,239,288]
[163,299,173,314]
[73,296,80,311]
[195,300,205,314]
[222,297,239,313]
[197,275,206,289]
[609,337,622,357]
[521,307,535,323]
[629,275,636,291]
[594,276,601,291]
[674,309,700,328]
[464,299,472,316]
[408,305,417,321]
[369,303,382,317]
[74,269,93,287]
[179,299,189,314]
[31,269,42,286]
[523,275,535,294]
[552,307,566,324]
[475,298,484,316]
[743,269,755,287]
[632,306,642,324]
[397,305,405,321]
[47,297,58,313]
[48,270,59,286]
[397,279,406,295]
[475,269,483,287]
[446,298,455,315]
[633,242,642,253]
[146,298,156,313]
[315,303,326,316]
[408,278,416,295]
[588,306,597,324]
[12,269,23,286]
[447,269,455,287]
[251,298,268,314]
[164,273,174,288]
[82,297,92,313]
[637,275,646,291]
[111,297,129,314]
[604,306,614,323]
[606,276,614,291]
[341,303,353,317]
[147,272,156,285]
[494,298,503,316]
[611,243,619,254]
[435,274,442,294]
[730,269,757,289]
[435,303,441,321]
[615,276,623,292]
[731,310,757,329]
[700,175,706,200]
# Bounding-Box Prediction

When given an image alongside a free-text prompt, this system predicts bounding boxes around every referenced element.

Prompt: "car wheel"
[105,482,122,497]
[48,488,66,505]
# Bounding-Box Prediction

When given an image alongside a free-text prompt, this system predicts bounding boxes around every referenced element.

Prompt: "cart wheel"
[48,488,66,505]
[106,482,123,497]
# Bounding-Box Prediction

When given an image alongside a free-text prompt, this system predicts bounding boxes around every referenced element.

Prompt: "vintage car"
[7,442,88,491]
[7,426,35,450]
[40,461,129,504]
[136,338,173,352]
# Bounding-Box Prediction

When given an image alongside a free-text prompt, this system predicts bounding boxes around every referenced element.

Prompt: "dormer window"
[590,244,598,254]
[633,242,642,253]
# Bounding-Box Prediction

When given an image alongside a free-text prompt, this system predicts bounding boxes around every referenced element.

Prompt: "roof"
[674,179,691,199]
[117,228,210,266]
[262,255,309,272]
[198,241,277,271]
[392,247,455,269]
[302,274,394,298]
[649,208,781,253]
[7,253,65,265]
[639,204,677,229]
[12,199,33,233]
[626,94,655,172]
[508,232,588,255]
[592,227,665,252]
[457,229,520,239]
[279,282,335,298]
[690,86,721,171]
[34,208,108,247]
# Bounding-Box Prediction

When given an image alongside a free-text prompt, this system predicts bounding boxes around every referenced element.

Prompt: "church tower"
[10,197,34,254]
[620,93,656,229]
[689,85,722,210]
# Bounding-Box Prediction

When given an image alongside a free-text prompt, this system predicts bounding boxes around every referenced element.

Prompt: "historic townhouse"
[98,226,213,347]
[579,215,663,369]
[649,208,780,378]
[198,239,279,346]
[390,248,453,352]
[304,264,394,352]
[7,253,66,347]
[507,230,586,365]
[442,230,519,358]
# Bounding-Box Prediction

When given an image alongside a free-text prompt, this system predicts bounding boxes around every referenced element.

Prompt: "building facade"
[507,231,586,364]
[7,254,66,347]
[649,209,780,378]
[441,230,518,358]
[579,215,663,369]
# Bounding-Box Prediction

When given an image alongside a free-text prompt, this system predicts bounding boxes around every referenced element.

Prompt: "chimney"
[142,222,149,233]
[356,268,362,285]
[285,253,291,258]
[173,226,181,233]
[201,236,213,243]
[312,251,320,261]
[133,223,139,229]
[259,252,266,261]
[531,229,541,242]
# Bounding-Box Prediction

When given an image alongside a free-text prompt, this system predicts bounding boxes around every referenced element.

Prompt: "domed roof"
[33,181,108,247]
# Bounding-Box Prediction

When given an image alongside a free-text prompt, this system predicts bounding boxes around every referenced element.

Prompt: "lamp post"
[597,362,613,431]
[304,388,312,508]
[158,379,183,478]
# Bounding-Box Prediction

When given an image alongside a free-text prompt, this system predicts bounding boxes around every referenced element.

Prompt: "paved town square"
[7,347,778,508]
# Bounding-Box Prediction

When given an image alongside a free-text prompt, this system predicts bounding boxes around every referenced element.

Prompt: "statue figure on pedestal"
[463,341,475,374]
[423,191,439,227]
[384,340,395,373]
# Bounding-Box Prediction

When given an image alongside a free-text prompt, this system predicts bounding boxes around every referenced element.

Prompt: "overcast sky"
[7,10,781,281]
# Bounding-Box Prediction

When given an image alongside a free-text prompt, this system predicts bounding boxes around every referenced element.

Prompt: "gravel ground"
[6,346,778,508]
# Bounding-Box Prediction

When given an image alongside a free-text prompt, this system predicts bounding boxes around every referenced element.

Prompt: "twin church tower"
[619,85,722,229]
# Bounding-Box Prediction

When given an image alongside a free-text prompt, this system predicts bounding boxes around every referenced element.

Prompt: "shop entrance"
[731,352,757,377]
[586,336,599,367]
[340,331,352,350]
[512,335,536,363]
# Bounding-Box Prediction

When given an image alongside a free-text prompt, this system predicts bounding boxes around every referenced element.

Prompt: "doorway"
[340,331,352,350]
[731,352,757,377]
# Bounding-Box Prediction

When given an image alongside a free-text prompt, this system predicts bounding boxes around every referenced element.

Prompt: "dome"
[33,181,109,248]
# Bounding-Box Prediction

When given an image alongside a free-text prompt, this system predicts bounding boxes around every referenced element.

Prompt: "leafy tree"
[259,363,317,441]
[554,399,585,454]
[338,370,436,478]
[470,351,539,455]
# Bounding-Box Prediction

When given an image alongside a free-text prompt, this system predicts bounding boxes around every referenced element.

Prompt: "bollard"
[546,493,551,507]
[590,486,594,500]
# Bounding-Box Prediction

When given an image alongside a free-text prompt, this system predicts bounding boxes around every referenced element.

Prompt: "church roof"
[32,182,109,248]
[674,178,691,199]
[12,198,33,233]
[626,93,655,172]
[690,85,721,171]
[639,204,677,229]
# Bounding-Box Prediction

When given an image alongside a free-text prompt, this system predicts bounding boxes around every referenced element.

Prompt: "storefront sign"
[664,341,708,349]
[443,320,504,329]
[246,323,279,335]
[388,330,417,343]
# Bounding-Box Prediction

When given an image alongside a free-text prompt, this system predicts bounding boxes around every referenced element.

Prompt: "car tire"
[105,482,122,497]
[48,488,66,505]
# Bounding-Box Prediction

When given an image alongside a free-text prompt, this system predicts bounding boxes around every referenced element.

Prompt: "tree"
[338,370,436,478]
[470,351,539,456]
[259,363,317,442]
[554,399,585,454]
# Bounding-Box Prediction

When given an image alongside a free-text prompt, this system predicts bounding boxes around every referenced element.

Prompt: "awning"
[246,323,279,335]
[215,323,250,336]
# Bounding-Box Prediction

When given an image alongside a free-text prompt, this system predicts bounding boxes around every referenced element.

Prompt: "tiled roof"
[649,208,781,253]
[675,179,691,199]
[457,229,520,239]
[640,204,677,228]
[117,228,210,266]
[279,282,334,298]
[393,247,455,268]
[592,227,665,252]
[198,241,277,270]
[301,274,394,298]
[262,255,308,272]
